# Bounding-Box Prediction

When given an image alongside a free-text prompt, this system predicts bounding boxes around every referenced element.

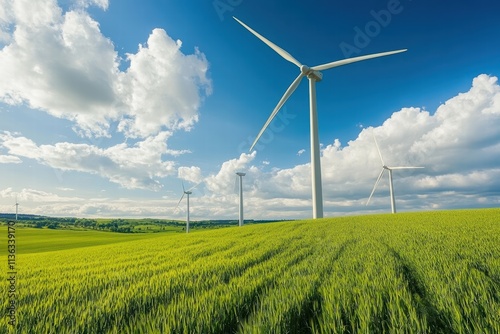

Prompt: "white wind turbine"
[366,134,424,214]
[236,172,246,226]
[177,183,200,233]
[14,195,19,221]
[234,16,406,218]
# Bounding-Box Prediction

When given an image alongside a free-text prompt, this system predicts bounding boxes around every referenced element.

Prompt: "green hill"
[1,209,499,333]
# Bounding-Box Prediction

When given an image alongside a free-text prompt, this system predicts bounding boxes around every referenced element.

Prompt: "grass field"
[1,209,499,333]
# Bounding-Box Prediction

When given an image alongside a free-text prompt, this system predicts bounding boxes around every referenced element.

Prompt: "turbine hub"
[300,65,310,74]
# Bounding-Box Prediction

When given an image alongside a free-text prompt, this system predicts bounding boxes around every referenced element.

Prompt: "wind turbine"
[236,172,246,226]
[177,183,199,233]
[233,16,406,219]
[366,134,424,214]
[14,196,19,221]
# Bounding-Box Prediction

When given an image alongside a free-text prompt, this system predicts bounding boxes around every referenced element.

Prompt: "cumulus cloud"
[178,166,203,184]
[0,131,178,189]
[118,29,211,138]
[0,154,21,163]
[0,0,211,138]
[204,152,257,195]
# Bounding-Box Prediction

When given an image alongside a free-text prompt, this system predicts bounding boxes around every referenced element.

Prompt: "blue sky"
[0,0,499,219]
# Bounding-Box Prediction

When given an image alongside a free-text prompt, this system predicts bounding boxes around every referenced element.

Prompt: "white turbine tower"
[366,134,424,214]
[177,183,199,233]
[234,16,406,219]
[236,172,246,226]
[14,196,19,221]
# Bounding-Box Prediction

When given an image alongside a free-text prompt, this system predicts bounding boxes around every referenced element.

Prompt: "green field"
[2,209,499,333]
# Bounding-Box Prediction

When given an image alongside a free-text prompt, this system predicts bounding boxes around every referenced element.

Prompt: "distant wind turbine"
[233,16,406,218]
[177,182,200,233]
[236,172,246,226]
[14,196,19,221]
[366,134,424,213]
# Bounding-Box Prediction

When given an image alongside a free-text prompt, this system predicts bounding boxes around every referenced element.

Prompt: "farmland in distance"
[1,209,499,333]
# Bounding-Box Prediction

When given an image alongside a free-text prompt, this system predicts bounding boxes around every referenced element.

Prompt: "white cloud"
[118,29,211,138]
[204,152,257,195]
[297,149,306,156]
[178,166,203,184]
[0,131,178,190]
[74,0,109,10]
[0,0,211,138]
[0,154,21,163]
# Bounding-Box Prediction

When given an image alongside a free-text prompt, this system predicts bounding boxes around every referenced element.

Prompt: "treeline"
[0,214,290,233]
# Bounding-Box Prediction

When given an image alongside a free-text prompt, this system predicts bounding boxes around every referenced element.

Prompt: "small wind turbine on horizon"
[177,182,200,233]
[233,16,407,219]
[14,196,19,221]
[366,134,424,214]
[236,172,246,226]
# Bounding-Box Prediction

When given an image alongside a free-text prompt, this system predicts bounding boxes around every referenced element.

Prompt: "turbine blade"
[177,193,185,207]
[250,73,305,151]
[373,133,385,166]
[366,169,385,206]
[311,49,407,72]
[188,181,203,192]
[388,166,425,170]
[233,17,302,68]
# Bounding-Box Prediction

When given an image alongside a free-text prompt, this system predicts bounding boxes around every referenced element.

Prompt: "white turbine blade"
[373,133,385,166]
[250,73,305,151]
[366,169,385,206]
[182,181,186,193]
[188,181,203,192]
[311,49,407,72]
[233,17,302,68]
[388,166,425,170]
[177,193,185,207]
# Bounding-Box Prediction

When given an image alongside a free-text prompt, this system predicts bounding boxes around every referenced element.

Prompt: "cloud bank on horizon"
[0,0,499,219]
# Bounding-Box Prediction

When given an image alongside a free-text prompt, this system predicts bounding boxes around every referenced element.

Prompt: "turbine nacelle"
[300,65,322,82]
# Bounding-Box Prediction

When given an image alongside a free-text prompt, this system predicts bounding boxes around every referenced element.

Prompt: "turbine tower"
[234,16,406,219]
[14,196,19,221]
[236,172,246,226]
[366,134,424,213]
[177,183,199,233]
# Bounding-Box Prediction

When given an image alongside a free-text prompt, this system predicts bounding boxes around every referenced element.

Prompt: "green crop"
[1,209,499,333]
